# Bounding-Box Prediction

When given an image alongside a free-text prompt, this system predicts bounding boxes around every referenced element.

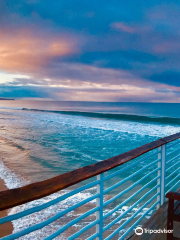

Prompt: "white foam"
[0,161,97,239]
[9,189,97,239]
[0,161,155,240]
[0,160,28,189]
[0,162,155,240]
[0,108,162,239]
[32,111,180,138]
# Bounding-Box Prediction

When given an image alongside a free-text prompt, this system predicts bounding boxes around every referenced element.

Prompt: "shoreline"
[0,177,13,238]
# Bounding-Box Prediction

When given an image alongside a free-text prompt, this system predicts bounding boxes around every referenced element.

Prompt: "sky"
[0,0,180,102]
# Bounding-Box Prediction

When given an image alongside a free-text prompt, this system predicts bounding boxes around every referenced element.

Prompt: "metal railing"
[1,133,180,239]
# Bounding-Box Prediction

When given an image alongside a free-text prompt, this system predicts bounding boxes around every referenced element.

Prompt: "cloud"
[1,1,180,102]
[111,22,135,33]
[0,28,79,73]
[1,61,179,103]
[1,58,180,103]
[1,84,180,102]
[154,41,180,54]
[148,71,180,86]
[8,62,145,87]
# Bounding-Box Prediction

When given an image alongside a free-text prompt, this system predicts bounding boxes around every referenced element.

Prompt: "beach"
[0,177,13,238]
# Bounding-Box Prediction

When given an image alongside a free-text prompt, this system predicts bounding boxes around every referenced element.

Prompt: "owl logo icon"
[135,227,143,235]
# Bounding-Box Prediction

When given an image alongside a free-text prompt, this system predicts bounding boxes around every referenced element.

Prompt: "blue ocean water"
[0,101,179,184]
[0,101,180,239]
[0,101,180,184]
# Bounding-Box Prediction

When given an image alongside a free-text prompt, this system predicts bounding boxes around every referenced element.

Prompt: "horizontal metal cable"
[86,232,99,240]
[166,141,180,150]
[166,160,180,172]
[119,201,159,240]
[104,158,159,194]
[0,193,99,240]
[166,173,180,188]
[105,194,158,240]
[104,167,160,207]
[165,179,180,195]
[68,219,99,240]
[0,180,99,225]
[103,184,159,232]
[104,150,159,181]
[44,208,99,240]
[166,166,180,181]
[167,147,180,157]
[166,153,180,165]
[103,177,159,220]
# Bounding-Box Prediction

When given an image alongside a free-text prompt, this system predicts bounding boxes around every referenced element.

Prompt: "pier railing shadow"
[1,132,180,239]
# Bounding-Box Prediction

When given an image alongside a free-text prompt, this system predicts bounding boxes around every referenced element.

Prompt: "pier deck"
[132,190,180,240]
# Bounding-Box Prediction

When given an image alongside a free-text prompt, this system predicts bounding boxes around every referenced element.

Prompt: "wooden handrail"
[0,132,180,211]
[166,191,180,201]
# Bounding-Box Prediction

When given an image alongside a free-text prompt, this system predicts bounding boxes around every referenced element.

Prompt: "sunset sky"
[0,0,180,102]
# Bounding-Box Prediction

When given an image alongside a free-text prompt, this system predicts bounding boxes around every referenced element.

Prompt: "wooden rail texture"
[0,132,180,211]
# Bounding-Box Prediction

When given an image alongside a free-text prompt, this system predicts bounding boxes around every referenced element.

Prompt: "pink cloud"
[111,22,135,33]
[154,41,180,53]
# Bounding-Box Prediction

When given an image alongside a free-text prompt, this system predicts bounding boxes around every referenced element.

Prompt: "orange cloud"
[0,29,77,73]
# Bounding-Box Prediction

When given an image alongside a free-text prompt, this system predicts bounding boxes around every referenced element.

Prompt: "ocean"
[0,101,180,239]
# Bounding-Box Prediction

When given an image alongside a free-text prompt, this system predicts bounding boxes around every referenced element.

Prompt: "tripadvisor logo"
[135,227,143,235]
[135,227,174,235]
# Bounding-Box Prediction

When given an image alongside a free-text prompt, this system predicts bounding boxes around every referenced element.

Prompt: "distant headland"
[0,98,14,100]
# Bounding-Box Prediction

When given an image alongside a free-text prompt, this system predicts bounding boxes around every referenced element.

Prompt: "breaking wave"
[21,108,180,125]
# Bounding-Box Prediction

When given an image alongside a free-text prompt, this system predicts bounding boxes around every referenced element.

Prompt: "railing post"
[161,144,166,205]
[157,144,166,208]
[157,146,161,209]
[96,173,104,240]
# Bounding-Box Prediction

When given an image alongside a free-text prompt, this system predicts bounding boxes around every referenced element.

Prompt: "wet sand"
[0,177,13,238]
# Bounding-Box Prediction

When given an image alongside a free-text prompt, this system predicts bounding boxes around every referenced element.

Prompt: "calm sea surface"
[0,101,180,239]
